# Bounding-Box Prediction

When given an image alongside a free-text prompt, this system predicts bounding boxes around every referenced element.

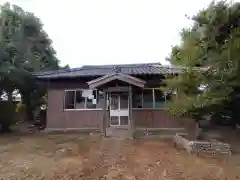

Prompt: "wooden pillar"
[102,91,107,137]
[129,86,133,132]
[164,91,167,108]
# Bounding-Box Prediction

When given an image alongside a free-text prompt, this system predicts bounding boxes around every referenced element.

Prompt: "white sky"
[0,0,232,67]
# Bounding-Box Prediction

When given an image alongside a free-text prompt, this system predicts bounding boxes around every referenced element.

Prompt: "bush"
[0,102,16,133]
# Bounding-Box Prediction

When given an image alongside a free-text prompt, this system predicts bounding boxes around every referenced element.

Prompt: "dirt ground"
[0,134,239,180]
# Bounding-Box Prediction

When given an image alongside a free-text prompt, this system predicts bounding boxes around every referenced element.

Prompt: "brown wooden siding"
[46,89,109,130]
[46,80,195,131]
[133,109,195,129]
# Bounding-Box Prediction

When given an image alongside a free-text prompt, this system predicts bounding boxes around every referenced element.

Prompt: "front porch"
[87,71,146,136]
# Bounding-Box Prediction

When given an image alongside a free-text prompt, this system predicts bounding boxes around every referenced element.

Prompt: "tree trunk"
[7,91,13,102]
[0,91,14,133]
[25,98,34,122]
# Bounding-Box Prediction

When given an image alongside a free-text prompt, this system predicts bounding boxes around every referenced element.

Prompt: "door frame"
[109,92,129,127]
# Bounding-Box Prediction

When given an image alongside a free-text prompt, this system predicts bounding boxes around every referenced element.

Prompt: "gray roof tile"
[35,63,182,79]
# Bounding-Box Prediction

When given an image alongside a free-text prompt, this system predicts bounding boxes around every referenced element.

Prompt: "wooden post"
[164,91,167,108]
[102,91,107,137]
[129,86,133,134]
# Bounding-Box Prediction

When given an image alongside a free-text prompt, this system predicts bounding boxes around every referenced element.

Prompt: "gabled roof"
[35,63,183,79]
[87,72,146,89]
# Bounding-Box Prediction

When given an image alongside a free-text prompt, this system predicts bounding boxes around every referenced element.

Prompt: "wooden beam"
[129,86,134,134]
[102,91,107,137]
[105,86,129,92]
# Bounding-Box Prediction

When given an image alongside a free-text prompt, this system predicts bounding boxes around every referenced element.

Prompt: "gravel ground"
[0,134,239,180]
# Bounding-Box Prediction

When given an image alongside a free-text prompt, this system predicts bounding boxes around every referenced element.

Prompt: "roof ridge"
[81,62,161,69]
[84,62,160,66]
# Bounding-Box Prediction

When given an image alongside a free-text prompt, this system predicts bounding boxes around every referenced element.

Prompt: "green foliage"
[0,2,69,130]
[166,1,240,125]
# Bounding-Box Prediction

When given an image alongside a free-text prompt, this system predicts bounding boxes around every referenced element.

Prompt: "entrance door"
[110,92,129,126]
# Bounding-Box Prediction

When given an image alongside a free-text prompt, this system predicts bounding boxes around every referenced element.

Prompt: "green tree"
[165,1,240,127]
[0,3,66,132]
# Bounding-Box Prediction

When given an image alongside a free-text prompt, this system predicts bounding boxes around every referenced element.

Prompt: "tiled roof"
[35,63,183,79]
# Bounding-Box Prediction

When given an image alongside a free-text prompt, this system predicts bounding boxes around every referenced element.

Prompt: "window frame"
[63,88,168,111]
[153,88,167,109]
[132,88,167,110]
[64,89,102,111]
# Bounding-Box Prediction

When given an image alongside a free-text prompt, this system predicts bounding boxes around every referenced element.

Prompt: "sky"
[0,0,232,67]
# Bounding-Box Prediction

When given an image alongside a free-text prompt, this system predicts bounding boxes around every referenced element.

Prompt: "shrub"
[0,102,16,133]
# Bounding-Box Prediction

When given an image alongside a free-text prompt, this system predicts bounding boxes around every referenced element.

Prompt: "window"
[64,89,103,110]
[86,90,96,109]
[154,89,165,108]
[65,88,169,110]
[64,91,75,109]
[132,89,142,108]
[96,90,104,108]
[75,91,85,109]
[132,88,168,109]
[142,89,153,108]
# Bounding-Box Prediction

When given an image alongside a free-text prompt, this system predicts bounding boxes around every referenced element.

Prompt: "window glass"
[64,91,75,109]
[110,116,119,125]
[120,93,128,109]
[64,89,100,109]
[110,94,118,110]
[142,89,153,108]
[120,116,129,125]
[86,98,97,109]
[154,89,165,108]
[96,90,104,108]
[132,90,142,108]
[85,89,97,109]
[64,88,167,110]
[75,90,85,109]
